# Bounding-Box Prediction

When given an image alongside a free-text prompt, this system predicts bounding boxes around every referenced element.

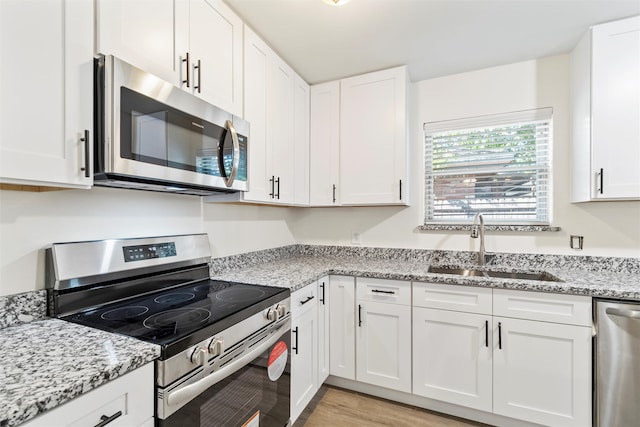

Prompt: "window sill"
[418,224,561,232]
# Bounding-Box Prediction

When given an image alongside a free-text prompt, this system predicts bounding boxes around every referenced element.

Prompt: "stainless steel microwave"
[94,55,249,196]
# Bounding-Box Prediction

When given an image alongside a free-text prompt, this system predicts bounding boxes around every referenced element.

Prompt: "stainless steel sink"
[427,266,562,282]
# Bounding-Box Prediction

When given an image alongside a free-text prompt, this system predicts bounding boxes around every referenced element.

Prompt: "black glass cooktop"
[63,280,287,352]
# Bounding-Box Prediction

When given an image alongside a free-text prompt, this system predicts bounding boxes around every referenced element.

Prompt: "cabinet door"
[96,0,183,86]
[413,307,492,412]
[339,66,408,205]
[591,16,640,199]
[188,0,243,116]
[329,276,356,380]
[310,81,340,206]
[242,25,272,203]
[356,301,411,393]
[493,317,592,427]
[268,55,295,204]
[0,0,93,188]
[293,74,310,206]
[291,303,318,424]
[317,277,330,385]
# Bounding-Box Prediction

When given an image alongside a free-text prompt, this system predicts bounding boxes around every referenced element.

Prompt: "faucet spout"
[471,213,487,266]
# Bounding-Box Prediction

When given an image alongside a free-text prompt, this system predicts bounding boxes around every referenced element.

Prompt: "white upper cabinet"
[309,81,341,206]
[0,0,93,188]
[570,15,640,201]
[96,0,180,85]
[339,66,409,205]
[293,74,310,206]
[210,25,309,206]
[186,0,243,115]
[97,0,243,116]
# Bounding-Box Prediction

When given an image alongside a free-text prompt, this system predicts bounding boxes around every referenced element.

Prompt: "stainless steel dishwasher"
[595,299,640,427]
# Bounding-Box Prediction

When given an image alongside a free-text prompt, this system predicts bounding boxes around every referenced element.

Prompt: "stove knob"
[265,307,278,321]
[190,347,208,367]
[208,338,223,356]
[276,304,287,317]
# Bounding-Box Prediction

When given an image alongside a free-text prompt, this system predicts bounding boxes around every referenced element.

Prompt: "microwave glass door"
[119,87,247,182]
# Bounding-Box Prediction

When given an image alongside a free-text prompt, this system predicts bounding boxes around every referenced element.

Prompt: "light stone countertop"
[212,254,640,301]
[0,319,160,427]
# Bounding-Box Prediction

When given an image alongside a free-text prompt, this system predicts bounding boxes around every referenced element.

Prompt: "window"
[424,108,552,224]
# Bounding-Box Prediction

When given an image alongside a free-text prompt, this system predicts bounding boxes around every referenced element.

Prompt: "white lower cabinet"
[21,363,153,427]
[317,276,330,385]
[290,284,319,424]
[413,282,592,427]
[413,307,492,412]
[356,279,411,393]
[329,275,356,380]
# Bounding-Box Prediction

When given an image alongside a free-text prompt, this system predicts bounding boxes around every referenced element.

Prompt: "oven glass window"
[119,87,247,182]
[159,332,290,427]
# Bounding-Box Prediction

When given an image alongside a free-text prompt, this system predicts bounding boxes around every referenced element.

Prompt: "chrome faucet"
[470,213,490,266]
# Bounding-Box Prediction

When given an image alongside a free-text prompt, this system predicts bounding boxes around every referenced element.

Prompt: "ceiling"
[224,0,640,85]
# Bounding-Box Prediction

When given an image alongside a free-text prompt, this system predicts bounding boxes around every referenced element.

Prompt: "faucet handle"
[471,227,479,238]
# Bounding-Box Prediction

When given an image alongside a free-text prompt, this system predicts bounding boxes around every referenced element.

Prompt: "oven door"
[158,319,291,427]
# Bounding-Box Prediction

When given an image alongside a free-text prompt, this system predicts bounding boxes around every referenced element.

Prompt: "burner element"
[143,308,212,330]
[193,282,231,293]
[101,306,149,321]
[215,287,267,303]
[154,292,196,305]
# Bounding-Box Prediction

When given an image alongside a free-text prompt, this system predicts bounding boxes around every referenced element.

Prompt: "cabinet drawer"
[493,289,592,326]
[22,363,153,427]
[291,283,318,319]
[356,278,410,305]
[413,282,493,315]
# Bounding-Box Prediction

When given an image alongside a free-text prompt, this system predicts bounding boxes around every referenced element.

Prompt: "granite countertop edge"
[0,319,161,427]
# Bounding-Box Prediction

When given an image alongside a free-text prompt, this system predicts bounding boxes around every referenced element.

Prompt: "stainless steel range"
[46,234,291,426]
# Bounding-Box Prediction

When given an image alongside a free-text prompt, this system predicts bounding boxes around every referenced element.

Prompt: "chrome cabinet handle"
[182,52,190,88]
[399,179,402,201]
[332,184,336,203]
[606,307,640,319]
[94,411,122,427]
[320,282,325,305]
[358,304,362,327]
[80,130,90,178]
[498,322,502,349]
[275,177,280,199]
[220,120,240,187]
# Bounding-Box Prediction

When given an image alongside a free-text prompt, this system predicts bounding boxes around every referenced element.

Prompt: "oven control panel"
[123,242,177,262]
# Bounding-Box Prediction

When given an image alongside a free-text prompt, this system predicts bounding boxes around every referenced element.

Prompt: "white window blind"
[424,108,552,224]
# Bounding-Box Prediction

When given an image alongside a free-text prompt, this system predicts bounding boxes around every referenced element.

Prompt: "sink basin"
[427,266,562,282]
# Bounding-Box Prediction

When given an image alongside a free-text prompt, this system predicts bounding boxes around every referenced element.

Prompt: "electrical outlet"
[351,232,361,245]
[570,235,584,250]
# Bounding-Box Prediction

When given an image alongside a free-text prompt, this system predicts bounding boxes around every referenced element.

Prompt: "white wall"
[291,54,640,258]
[0,187,296,296]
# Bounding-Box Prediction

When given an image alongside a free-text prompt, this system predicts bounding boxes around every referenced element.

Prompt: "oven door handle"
[166,322,288,408]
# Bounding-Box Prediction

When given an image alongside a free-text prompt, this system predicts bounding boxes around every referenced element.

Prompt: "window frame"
[423,108,553,226]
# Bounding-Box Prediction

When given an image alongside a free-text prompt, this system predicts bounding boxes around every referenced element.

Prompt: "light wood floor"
[295,386,490,427]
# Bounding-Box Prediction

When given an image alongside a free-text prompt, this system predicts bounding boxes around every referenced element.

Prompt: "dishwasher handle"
[606,307,640,319]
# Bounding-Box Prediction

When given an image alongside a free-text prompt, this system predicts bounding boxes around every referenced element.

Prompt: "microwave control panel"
[123,242,177,262]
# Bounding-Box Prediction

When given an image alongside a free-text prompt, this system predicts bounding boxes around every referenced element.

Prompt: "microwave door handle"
[222,119,240,188]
